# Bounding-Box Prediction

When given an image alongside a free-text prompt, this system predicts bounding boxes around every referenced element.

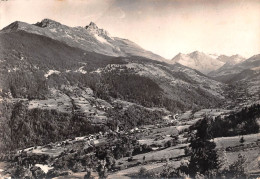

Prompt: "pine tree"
[187,118,220,177]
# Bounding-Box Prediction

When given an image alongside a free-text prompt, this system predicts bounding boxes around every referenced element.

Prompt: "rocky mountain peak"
[86,22,98,30]
[85,22,110,37]
[189,51,207,58]
[176,52,184,56]
[35,18,62,28]
[172,53,185,61]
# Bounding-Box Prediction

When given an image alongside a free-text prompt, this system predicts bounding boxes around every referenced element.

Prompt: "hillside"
[0,20,226,151]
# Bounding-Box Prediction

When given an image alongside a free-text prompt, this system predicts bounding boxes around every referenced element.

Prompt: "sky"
[0,0,259,59]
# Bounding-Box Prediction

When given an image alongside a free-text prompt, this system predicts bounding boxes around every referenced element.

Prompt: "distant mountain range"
[209,54,260,79]
[171,51,246,74]
[209,54,260,97]
[170,50,260,98]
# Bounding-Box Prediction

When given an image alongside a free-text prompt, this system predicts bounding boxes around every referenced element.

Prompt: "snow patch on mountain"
[171,51,225,74]
[208,53,220,59]
[217,55,245,65]
[94,34,113,46]
[209,54,257,78]
[171,52,246,75]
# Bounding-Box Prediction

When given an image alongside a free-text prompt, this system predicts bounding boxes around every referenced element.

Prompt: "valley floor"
[1,105,259,179]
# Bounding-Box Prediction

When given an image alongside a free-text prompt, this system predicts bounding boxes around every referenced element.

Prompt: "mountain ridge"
[1,19,166,62]
[171,51,246,74]
[171,51,225,74]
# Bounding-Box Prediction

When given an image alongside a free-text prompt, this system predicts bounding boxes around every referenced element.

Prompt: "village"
[1,104,259,179]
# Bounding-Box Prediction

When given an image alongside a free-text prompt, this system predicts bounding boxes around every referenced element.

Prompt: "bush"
[84,169,94,179]
[30,166,45,178]
[239,136,245,144]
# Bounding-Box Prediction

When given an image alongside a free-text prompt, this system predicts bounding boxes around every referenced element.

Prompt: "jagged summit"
[174,51,206,59]
[189,51,206,58]
[176,52,184,56]
[190,51,201,55]
[35,18,62,28]
[171,53,185,61]
[85,22,98,30]
[85,21,110,37]
[172,51,207,62]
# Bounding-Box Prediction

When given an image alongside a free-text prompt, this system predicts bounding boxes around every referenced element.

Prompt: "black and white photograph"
[0,0,259,178]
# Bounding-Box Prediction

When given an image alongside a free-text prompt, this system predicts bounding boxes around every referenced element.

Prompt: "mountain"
[171,52,246,75]
[208,54,260,98]
[2,19,166,62]
[209,55,246,74]
[209,54,260,81]
[0,19,227,150]
[171,51,225,74]
[217,54,245,65]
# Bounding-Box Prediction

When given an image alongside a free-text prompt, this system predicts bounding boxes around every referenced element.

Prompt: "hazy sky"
[0,0,259,59]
